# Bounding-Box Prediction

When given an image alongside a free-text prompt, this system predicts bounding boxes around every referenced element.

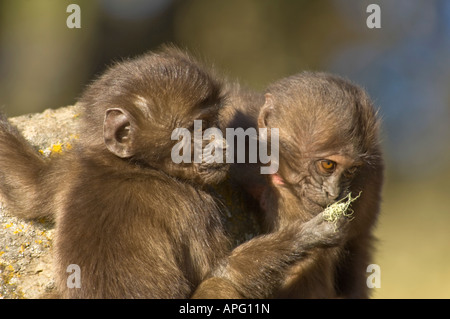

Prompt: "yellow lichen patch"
[6,223,31,235]
[39,141,73,157]
[1,265,14,283]
[51,142,63,154]
[0,262,25,298]
[323,191,362,231]
[39,230,53,244]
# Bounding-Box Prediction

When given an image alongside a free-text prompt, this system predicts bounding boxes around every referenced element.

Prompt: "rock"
[0,105,81,298]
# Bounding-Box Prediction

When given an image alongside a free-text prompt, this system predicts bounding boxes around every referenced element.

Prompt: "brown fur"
[0,49,351,298]
[0,46,230,298]
[222,72,384,298]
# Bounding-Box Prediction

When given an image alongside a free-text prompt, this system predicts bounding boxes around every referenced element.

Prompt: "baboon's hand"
[296,210,351,250]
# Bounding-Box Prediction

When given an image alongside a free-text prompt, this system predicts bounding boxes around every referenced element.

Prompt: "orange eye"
[318,160,336,174]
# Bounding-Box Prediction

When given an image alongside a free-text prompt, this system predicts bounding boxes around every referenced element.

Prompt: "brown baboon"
[216,72,384,298]
[0,49,349,298]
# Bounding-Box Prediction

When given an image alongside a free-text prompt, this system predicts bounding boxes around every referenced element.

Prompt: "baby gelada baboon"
[220,72,384,298]
[0,48,349,298]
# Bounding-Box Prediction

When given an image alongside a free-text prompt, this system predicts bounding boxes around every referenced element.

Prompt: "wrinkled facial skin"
[275,152,362,215]
[268,116,366,216]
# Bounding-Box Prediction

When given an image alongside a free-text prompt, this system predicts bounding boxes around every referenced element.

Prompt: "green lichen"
[323,191,362,231]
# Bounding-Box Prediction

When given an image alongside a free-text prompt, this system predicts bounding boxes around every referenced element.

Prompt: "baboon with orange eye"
[214,72,384,298]
[0,48,349,298]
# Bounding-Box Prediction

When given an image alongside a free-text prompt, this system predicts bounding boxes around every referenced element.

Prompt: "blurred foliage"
[0,0,449,298]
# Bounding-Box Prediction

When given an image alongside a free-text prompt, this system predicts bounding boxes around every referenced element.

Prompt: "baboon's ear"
[104,108,137,158]
[258,93,274,129]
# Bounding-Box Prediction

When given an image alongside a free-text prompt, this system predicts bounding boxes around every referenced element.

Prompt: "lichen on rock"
[1,105,80,298]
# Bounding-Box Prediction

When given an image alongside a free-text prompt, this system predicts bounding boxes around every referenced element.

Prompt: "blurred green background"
[1,0,449,298]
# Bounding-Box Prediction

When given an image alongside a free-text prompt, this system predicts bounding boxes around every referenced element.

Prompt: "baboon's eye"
[317,160,336,174]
